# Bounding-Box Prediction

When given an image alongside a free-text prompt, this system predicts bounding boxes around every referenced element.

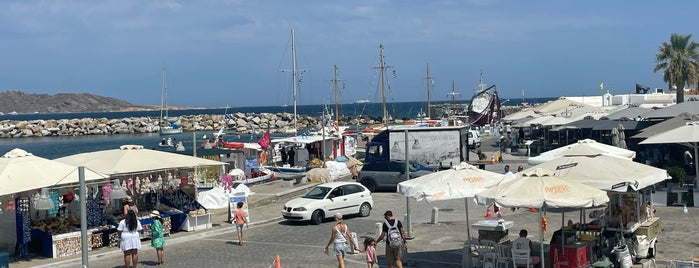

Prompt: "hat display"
[151,210,161,218]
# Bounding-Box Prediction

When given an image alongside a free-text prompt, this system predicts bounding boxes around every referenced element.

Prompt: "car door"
[325,185,350,215]
[385,161,408,189]
[339,184,365,214]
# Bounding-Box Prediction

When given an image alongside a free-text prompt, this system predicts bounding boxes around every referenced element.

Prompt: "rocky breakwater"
[0,112,383,138]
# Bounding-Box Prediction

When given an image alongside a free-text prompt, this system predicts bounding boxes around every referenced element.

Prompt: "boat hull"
[160,127,183,135]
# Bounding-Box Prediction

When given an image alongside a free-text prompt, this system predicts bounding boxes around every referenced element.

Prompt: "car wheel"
[310,210,324,225]
[359,202,371,217]
[360,179,376,192]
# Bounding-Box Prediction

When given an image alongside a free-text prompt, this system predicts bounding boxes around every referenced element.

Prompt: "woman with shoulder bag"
[324,213,359,268]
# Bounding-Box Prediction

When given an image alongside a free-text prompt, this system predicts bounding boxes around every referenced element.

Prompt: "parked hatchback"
[282,182,373,225]
[357,160,433,192]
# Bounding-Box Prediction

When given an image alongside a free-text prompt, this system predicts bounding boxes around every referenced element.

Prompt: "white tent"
[1,148,107,196]
[398,162,512,268]
[55,145,227,176]
[528,139,636,165]
[526,153,668,192]
[475,168,610,268]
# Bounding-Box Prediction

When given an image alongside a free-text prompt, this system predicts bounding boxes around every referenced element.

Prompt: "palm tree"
[654,33,699,103]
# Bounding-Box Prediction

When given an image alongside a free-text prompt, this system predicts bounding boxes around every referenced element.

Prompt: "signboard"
[229,192,249,224]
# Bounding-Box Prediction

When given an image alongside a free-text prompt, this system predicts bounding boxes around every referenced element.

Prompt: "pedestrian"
[512,229,541,267]
[234,202,248,246]
[376,210,407,268]
[118,210,142,268]
[150,210,165,265]
[325,212,359,268]
[517,165,524,172]
[364,237,378,268]
[503,165,513,175]
[122,196,138,216]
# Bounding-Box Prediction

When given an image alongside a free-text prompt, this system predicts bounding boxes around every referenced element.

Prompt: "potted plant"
[517,142,528,156]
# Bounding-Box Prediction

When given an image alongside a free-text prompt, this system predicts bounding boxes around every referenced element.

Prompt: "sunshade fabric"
[55,145,226,176]
[528,139,635,165]
[1,148,106,196]
[397,162,507,202]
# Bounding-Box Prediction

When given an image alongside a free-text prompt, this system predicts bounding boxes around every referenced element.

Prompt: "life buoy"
[332,121,339,131]
[259,151,267,164]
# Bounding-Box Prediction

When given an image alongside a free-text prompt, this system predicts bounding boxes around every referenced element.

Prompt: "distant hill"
[0,90,152,114]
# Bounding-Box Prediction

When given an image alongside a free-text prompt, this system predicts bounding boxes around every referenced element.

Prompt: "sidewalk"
[10,176,341,268]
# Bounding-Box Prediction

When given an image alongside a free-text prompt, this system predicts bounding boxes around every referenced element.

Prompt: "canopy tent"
[1,148,107,196]
[640,121,699,182]
[526,153,668,192]
[397,162,512,268]
[55,145,227,176]
[528,139,636,165]
[639,100,699,120]
[475,168,610,268]
[631,113,699,139]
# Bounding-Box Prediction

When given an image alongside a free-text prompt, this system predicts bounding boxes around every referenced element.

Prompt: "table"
[472,220,514,243]
[180,214,212,232]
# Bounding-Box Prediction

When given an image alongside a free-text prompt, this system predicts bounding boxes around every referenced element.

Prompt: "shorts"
[236,224,244,233]
[333,242,347,256]
[386,246,402,261]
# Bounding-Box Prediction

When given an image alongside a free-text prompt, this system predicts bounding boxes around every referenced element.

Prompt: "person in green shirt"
[150,210,165,266]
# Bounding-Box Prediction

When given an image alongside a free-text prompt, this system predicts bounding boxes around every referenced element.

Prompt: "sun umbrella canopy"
[0,148,107,196]
[640,121,699,181]
[55,145,226,176]
[527,153,668,192]
[475,168,609,209]
[528,138,636,165]
[398,162,509,202]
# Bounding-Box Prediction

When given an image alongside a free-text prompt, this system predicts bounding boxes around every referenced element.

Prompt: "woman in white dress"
[118,210,142,268]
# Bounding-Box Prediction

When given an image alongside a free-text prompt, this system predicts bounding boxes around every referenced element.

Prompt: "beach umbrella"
[528,138,636,165]
[55,145,226,176]
[0,148,107,196]
[640,121,699,182]
[475,168,610,268]
[397,162,512,268]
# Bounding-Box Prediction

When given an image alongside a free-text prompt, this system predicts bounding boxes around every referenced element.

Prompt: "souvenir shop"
[3,166,220,260]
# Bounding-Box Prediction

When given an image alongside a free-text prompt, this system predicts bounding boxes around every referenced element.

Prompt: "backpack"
[384,219,403,248]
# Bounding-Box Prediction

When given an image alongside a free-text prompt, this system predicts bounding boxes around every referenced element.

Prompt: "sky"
[0,0,697,108]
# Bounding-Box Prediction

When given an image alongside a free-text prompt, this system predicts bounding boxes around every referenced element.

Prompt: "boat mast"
[333,65,340,124]
[291,29,298,131]
[373,44,392,126]
[425,63,431,119]
[161,64,168,120]
[448,80,460,117]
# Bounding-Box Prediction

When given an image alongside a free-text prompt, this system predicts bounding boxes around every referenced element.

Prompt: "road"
[61,192,471,268]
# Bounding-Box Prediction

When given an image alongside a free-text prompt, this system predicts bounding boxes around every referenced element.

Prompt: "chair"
[511,248,532,268]
[476,240,497,268]
[494,244,511,268]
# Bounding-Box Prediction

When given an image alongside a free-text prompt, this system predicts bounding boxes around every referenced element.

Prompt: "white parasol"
[528,138,635,165]
[640,121,699,182]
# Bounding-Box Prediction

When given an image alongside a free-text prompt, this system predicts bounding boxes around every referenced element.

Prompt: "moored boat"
[467,71,504,126]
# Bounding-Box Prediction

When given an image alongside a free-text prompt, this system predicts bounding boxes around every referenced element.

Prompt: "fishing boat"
[159,64,183,135]
[467,71,504,126]
[354,99,370,104]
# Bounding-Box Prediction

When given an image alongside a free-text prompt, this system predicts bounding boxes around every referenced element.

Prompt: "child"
[150,210,165,265]
[364,237,378,268]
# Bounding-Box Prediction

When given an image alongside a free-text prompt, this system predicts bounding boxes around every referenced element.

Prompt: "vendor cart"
[604,188,661,261]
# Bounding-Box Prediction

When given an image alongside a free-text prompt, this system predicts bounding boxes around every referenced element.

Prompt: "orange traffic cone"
[529,207,537,212]
[273,255,281,268]
[485,206,494,218]
[490,154,495,164]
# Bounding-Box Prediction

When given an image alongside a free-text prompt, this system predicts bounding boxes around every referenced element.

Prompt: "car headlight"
[293,207,307,211]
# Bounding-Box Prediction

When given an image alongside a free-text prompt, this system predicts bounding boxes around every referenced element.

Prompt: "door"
[325,185,351,215]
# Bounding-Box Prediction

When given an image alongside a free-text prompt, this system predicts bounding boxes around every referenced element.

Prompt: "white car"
[282,182,374,225]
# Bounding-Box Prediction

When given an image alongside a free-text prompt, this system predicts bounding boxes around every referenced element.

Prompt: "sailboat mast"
[373,44,393,126]
[333,65,339,124]
[451,80,456,117]
[161,64,168,120]
[425,63,431,119]
[291,29,298,130]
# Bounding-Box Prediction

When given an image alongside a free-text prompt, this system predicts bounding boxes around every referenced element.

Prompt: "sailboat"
[467,71,504,126]
[159,64,183,135]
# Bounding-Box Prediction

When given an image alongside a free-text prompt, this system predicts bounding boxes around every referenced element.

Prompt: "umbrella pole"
[540,208,545,268]
[465,198,472,268]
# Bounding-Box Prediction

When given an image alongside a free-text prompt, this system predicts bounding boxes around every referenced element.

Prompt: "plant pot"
[505,148,511,154]
[517,148,528,156]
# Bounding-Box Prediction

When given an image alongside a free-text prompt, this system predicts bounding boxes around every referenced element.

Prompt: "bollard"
[375,222,383,238]
[431,207,439,224]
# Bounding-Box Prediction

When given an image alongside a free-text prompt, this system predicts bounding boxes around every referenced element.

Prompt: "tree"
[653,33,699,103]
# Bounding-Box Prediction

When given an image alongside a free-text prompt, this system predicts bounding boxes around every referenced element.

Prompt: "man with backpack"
[376,210,407,268]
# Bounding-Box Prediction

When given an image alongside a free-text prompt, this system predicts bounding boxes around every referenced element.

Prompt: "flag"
[257,130,271,150]
[599,82,604,90]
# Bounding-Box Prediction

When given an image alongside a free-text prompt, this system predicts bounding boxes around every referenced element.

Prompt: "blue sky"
[0,1,696,108]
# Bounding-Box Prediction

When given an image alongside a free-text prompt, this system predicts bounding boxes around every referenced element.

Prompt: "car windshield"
[303,186,331,200]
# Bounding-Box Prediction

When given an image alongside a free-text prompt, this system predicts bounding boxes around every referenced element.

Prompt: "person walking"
[150,211,165,266]
[376,210,407,268]
[118,210,142,268]
[364,237,378,268]
[233,202,248,246]
[324,213,359,268]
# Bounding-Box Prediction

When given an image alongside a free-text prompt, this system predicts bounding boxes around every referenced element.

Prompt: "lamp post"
[391,129,421,238]
[79,166,88,268]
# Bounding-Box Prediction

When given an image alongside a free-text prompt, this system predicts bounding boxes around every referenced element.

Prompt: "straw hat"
[123,196,133,203]
[151,210,161,218]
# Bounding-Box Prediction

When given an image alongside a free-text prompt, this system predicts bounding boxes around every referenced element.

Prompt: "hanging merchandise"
[101,184,113,205]
[16,197,31,258]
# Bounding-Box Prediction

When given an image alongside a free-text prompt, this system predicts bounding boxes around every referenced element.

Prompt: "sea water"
[0,98,555,159]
